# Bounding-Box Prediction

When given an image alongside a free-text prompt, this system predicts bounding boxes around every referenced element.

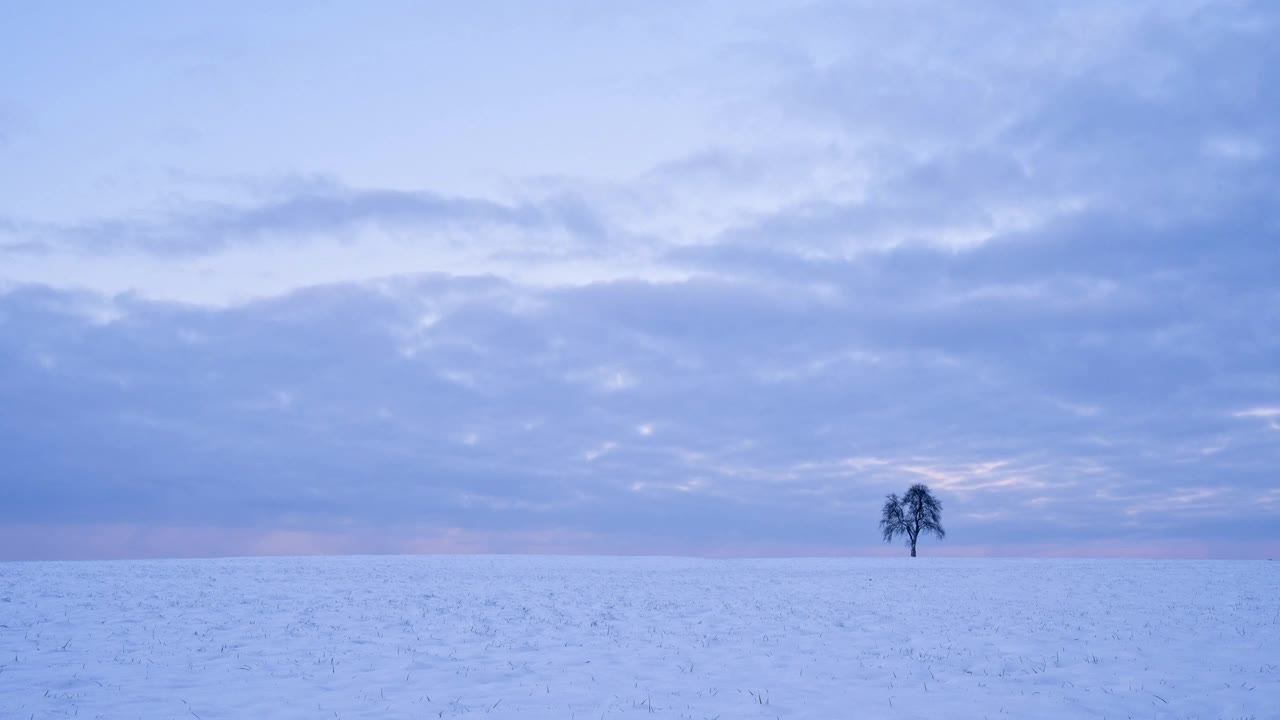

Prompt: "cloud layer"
[1,1,1277,558]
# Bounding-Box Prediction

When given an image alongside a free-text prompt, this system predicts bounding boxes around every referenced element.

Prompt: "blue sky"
[2,1,1277,559]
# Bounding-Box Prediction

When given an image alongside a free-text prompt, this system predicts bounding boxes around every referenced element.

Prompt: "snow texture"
[1,556,1277,719]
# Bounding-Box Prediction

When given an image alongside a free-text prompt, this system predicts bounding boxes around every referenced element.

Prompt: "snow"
[1,556,1277,719]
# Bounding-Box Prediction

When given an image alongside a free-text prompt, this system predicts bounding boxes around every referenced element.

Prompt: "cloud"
[1,1,1278,557]
[2,239,1277,554]
[1234,407,1280,418]
[5,3,1278,310]
[13,183,608,257]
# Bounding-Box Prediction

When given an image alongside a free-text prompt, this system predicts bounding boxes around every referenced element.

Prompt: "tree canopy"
[879,483,945,557]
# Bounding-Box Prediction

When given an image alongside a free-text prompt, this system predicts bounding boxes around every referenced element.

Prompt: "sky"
[1,0,1278,560]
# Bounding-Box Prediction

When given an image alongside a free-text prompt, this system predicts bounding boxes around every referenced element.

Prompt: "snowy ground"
[1,556,1277,719]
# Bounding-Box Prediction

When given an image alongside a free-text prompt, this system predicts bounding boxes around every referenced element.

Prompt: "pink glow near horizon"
[2,524,1277,561]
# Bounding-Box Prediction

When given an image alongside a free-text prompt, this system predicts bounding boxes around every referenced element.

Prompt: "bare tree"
[879,483,945,557]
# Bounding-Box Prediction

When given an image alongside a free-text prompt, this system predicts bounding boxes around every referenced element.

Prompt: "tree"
[879,483,945,557]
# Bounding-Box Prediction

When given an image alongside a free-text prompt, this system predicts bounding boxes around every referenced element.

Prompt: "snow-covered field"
[1,556,1276,719]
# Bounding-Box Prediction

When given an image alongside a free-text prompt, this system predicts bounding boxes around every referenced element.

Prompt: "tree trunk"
[910,541,917,557]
